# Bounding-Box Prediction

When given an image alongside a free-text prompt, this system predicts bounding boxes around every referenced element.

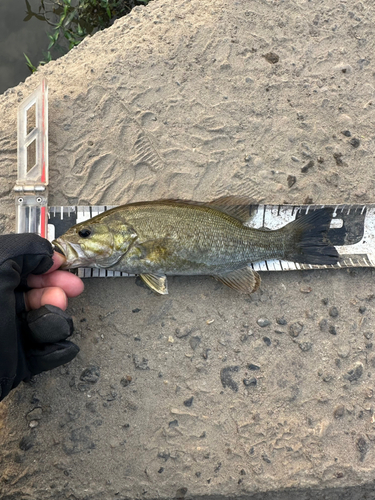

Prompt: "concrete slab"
[1,0,375,498]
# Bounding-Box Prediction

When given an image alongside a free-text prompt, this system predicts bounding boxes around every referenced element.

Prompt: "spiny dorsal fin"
[207,196,253,222]
[140,273,168,295]
[213,266,261,294]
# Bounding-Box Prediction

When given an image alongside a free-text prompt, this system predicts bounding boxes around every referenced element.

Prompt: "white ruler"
[47,203,374,278]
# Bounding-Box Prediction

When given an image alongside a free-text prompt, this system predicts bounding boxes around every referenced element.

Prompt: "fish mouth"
[52,238,89,269]
[53,240,66,257]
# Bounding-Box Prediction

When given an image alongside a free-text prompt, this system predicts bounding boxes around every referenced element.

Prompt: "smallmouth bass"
[53,197,338,295]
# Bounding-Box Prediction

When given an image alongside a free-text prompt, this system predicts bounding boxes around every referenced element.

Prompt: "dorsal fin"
[145,196,253,223]
[206,196,252,222]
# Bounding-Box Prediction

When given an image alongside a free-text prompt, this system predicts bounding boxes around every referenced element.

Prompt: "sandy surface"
[1,0,375,498]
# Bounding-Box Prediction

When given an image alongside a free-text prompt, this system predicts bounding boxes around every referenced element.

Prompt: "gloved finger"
[27,340,80,376]
[27,270,84,297]
[27,305,74,343]
[42,252,67,274]
[25,287,68,311]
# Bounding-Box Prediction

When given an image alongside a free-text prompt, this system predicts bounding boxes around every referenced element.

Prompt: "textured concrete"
[1,0,375,498]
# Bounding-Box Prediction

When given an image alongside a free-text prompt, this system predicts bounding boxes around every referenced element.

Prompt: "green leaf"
[24,53,37,73]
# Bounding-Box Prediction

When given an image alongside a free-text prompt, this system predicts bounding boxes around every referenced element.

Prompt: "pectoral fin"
[140,273,169,295]
[213,266,261,294]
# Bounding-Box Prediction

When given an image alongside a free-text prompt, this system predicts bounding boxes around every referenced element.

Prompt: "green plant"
[24,0,151,72]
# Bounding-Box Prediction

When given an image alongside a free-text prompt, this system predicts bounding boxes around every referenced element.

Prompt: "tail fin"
[282,208,339,265]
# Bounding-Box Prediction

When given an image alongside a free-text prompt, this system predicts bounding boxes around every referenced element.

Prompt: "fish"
[53,197,339,295]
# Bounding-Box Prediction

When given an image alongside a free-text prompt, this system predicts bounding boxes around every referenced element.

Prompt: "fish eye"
[78,227,92,238]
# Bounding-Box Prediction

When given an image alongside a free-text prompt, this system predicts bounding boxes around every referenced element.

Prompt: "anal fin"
[213,266,261,294]
[140,273,168,295]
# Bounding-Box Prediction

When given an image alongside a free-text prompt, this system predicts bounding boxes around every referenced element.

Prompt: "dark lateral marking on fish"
[220,366,240,392]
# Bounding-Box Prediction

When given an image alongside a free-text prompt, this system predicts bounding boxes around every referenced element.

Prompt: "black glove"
[0,233,79,402]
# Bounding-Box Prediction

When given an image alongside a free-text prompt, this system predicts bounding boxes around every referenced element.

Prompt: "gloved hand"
[0,233,84,402]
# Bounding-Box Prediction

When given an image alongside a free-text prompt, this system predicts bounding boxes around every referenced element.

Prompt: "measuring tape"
[14,81,375,278]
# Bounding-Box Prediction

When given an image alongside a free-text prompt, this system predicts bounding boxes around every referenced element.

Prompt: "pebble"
[350,138,360,148]
[183,396,194,407]
[357,436,368,462]
[329,306,339,318]
[319,319,328,332]
[364,332,373,340]
[80,366,100,384]
[299,341,312,352]
[243,378,257,387]
[287,175,296,188]
[345,362,363,382]
[322,298,329,305]
[333,405,345,419]
[120,375,132,387]
[301,160,314,173]
[359,306,367,314]
[220,366,240,392]
[289,321,304,337]
[341,130,351,137]
[26,407,42,422]
[276,317,287,326]
[263,336,271,346]
[329,325,337,335]
[262,52,279,64]
[248,364,260,371]
[189,336,201,350]
[19,435,35,451]
[132,355,149,370]
[257,318,271,327]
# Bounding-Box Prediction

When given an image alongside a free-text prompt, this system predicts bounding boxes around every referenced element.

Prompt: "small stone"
[276,317,287,326]
[26,407,42,421]
[333,153,343,166]
[189,336,201,350]
[329,325,337,335]
[317,156,324,163]
[243,378,257,387]
[183,396,194,407]
[120,375,132,387]
[169,419,179,428]
[345,363,363,382]
[263,52,279,64]
[132,308,141,313]
[300,286,312,293]
[29,420,39,428]
[319,319,328,332]
[301,160,314,173]
[132,355,149,370]
[299,341,312,352]
[263,336,271,346]
[80,366,100,384]
[248,364,260,371]
[341,130,351,137]
[357,436,368,461]
[19,435,35,451]
[329,306,339,318]
[287,175,296,188]
[322,298,329,305]
[364,332,373,340]
[334,405,345,419]
[257,318,271,327]
[220,366,240,392]
[289,321,304,337]
[350,138,360,148]
[359,306,367,314]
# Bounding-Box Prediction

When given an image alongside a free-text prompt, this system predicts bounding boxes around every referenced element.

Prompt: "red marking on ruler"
[41,80,46,184]
[40,206,46,238]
